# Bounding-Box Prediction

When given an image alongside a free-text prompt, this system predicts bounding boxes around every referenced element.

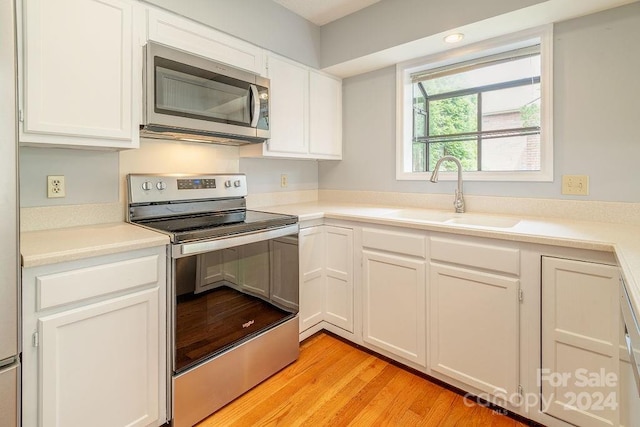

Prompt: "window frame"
[396,26,553,182]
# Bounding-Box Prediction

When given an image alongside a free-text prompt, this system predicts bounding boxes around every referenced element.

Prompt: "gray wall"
[320,0,546,68]
[20,148,119,207]
[319,2,640,203]
[143,0,321,67]
[239,158,318,194]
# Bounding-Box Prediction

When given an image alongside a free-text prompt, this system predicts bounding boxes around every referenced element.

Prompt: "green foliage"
[427,94,478,171]
[520,102,541,127]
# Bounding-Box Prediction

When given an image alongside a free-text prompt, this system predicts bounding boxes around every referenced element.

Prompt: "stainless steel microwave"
[141,42,270,145]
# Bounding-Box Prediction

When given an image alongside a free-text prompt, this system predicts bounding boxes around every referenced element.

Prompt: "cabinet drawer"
[37,255,159,310]
[362,228,426,258]
[430,237,519,275]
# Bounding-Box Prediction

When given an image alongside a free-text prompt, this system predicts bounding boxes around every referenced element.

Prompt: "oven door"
[171,225,298,374]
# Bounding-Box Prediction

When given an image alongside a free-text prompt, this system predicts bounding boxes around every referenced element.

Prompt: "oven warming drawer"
[172,316,299,427]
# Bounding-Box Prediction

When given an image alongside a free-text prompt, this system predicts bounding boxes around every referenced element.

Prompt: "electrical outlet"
[280,174,288,188]
[47,175,66,198]
[562,175,589,196]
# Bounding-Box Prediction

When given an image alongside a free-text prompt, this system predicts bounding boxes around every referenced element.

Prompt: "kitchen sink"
[383,209,455,222]
[444,215,520,228]
[383,209,520,228]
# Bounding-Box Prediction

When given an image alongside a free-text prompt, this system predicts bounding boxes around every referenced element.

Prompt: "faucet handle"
[454,190,465,213]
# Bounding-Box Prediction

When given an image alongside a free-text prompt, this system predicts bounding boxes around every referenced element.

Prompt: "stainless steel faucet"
[429,155,465,213]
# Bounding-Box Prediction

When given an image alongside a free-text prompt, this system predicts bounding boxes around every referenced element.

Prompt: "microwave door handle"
[250,84,259,128]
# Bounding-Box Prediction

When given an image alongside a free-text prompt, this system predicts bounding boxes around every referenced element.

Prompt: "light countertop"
[21,222,169,268]
[20,202,640,321]
[258,201,640,316]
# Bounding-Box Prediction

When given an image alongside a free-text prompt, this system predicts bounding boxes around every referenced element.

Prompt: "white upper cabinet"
[309,70,342,158]
[19,0,141,149]
[241,53,342,160]
[145,7,266,76]
[264,54,309,155]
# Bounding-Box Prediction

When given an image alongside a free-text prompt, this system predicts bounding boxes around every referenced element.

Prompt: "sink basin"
[383,209,454,222]
[445,216,520,228]
[383,209,520,228]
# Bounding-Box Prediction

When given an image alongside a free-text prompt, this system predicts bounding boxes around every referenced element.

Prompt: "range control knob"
[224,180,232,188]
[141,181,153,191]
[233,180,242,188]
[156,181,167,191]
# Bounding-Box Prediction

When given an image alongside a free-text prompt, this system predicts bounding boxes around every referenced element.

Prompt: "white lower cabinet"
[429,262,519,400]
[298,225,353,335]
[361,227,427,367]
[299,226,325,332]
[541,257,620,427]
[428,235,520,402]
[22,247,167,427]
[324,226,354,332]
[620,356,640,427]
[296,219,636,427]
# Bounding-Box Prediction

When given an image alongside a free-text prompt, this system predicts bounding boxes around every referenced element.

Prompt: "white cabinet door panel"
[542,257,619,427]
[299,227,325,332]
[147,8,265,75]
[325,226,353,332]
[430,262,519,400]
[309,71,341,158]
[362,250,426,366]
[266,55,308,155]
[39,288,159,427]
[22,0,137,148]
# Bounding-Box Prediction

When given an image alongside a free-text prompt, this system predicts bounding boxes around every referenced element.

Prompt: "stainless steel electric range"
[127,173,300,427]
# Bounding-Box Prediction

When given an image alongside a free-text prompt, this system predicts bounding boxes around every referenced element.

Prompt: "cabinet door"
[266,55,309,155]
[299,227,325,332]
[541,257,619,427]
[309,71,342,159]
[147,8,265,75]
[362,250,426,366]
[430,263,519,400]
[325,226,353,332]
[39,288,159,427]
[21,0,138,149]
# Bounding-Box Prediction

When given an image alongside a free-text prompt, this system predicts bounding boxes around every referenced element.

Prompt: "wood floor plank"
[197,333,531,427]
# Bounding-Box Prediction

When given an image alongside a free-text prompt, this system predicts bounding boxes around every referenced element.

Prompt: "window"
[396,27,553,181]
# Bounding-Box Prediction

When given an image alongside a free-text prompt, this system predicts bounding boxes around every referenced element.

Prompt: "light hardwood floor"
[197,332,529,426]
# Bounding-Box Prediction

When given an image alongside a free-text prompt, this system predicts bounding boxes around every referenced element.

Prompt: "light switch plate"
[562,175,589,196]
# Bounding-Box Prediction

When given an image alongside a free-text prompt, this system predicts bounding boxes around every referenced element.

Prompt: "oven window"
[154,56,252,126]
[173,236,298,373]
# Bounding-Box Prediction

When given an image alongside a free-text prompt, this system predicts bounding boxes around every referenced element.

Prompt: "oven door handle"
[175,224,299,257]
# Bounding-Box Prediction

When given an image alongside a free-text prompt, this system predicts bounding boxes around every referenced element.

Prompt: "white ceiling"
[272,0,382,26]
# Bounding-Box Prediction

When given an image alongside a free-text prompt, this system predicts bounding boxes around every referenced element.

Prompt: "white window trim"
[395,25,554,182]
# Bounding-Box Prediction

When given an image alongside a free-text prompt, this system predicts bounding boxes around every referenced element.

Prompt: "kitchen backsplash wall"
[319,2,640,203]
[239,158,319,194]
[20,147,119,207]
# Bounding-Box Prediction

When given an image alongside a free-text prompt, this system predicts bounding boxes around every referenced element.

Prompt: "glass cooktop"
[135,209,298,243]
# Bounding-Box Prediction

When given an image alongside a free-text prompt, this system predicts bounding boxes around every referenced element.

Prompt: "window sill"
[396,170,553,182]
